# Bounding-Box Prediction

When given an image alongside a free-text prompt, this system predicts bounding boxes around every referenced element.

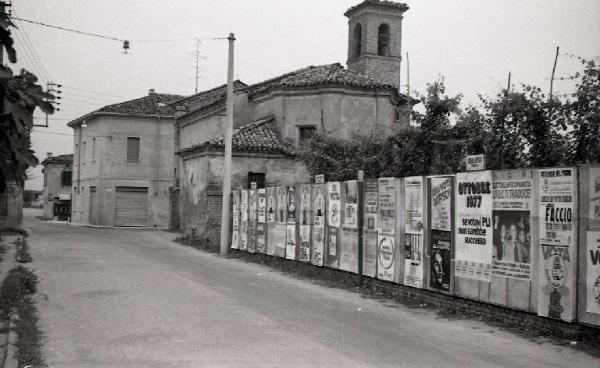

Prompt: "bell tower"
[345,0,408,89]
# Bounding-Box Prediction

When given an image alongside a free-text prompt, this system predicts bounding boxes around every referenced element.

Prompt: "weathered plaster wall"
[42,162,72,219]
[0,182,23,230]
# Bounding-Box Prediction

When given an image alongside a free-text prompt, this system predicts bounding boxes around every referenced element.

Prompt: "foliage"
[0,11,54,191]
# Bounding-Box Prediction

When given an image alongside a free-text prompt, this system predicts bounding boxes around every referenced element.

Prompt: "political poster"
[430,230,451,291]
[344,181,359,229]
[247,189,257,253]
[430,177,452,232]
[276,186,287,223]
[538,167,577,321]
[271,223,287,258]
[491,170,533,280]
[266,187,277,256]
[298,184,312,262]
[274,187,288,258]
[589,167,600,222]
[231,190,240,250]
[240,190,248,251]
[586,231,600,314]
[363,180,378,277]
[339,181,359,273]
[286,187,297,260]
[404,176,424,288]
[326,182,341,268]
[256,188,267,254]
[311,184,326,266]
[377,178,397,281]
[455,171,493,281]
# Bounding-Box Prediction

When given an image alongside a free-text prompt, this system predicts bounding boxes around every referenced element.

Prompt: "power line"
[12,11,53,82]
[11,16,125,42]
[61,85,128,99]
[12,32,50,82]
[31,129,73,136]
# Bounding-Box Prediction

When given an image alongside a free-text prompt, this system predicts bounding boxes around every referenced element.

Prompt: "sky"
[12,0,600,190]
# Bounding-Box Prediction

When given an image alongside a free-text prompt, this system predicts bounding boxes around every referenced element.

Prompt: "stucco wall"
[180,152,308,245]
[42,162,72,219]
[0,182,23,231]
[71,114,175,227]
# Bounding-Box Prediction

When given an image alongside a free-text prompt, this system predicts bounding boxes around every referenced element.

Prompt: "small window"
[61,171,72,186]
[127,137,140,161]
[353,23,362,58]
[299,126,317,144]
[378,24,390,56]
[247,172,266,189]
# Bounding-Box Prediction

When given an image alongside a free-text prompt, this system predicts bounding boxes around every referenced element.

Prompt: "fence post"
[358,171,364,285]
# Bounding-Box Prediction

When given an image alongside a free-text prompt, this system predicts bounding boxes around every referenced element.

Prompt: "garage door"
[115,187,148,226]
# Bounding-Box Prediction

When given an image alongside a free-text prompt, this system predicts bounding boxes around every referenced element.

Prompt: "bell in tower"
[345,0,409,89]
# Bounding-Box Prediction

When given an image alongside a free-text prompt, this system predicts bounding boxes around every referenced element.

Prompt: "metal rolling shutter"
[115,187,148,226]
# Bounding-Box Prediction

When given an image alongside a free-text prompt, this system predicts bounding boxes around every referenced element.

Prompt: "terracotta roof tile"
[344,0,409,17]
[173,80,247,113]
[41,154,73,166]
[177,116,294,156]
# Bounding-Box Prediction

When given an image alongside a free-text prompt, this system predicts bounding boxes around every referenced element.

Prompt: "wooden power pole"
[220,33,235,255]
[549,46,559,100]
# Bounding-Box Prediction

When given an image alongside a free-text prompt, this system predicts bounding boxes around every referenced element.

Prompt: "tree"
[0,11,54,191]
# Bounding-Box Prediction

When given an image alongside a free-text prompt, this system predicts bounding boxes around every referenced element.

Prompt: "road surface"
[24,210,598,368]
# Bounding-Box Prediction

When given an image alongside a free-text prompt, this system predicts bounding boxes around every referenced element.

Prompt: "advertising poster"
[247,189,257,253]
[430,230,451,291]
[538,168,577,321]
[586,231,600,314]
[266,187,277,256]
[430,177,452,232]
[311,184,326,266]
[256,188,267,254]
[589,167,600,222]
[240,190,248,251]
[339,181,359,273]
[404,176,424,288]
[344,181,359,229]
[377,178,397,281]
[298,184,312,262]
[276,187,287,223]
[326,182,341,268]
[231,190,240,250]
[491,170,532,280]
[454,171,493,281]
[363,180,378,277]
[286,187,297,260]
[274,187,287,258]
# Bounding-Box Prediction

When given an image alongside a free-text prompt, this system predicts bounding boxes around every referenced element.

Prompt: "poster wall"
[299,184,312,262]
[266,187,277,256]
[231,190,240,250]
[377,178,397,281]
[325,182,341,268]
[537,167,577,321]
[586,231,600,314]
[274,187,288,258]
[256,188,267,254]
[455,171,493,281]
[363,180,378,277]
[491,170,533,280]
[340,181,359,273]
[247,189,257,253]
[286,187,297,260]
[404,176,425,288]
[311,184,326,266]
[240,190,248,251]
[429,177,452,291]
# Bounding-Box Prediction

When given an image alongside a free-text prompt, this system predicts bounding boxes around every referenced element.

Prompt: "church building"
[173,0,413,244]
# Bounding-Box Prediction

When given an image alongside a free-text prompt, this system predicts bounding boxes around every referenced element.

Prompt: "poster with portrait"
[286,187,297,260]
[256,188,267,254]
[298,184,312,262]
[266,187,277,256]
[311,184,326,266]
[231,190,240,250]
[404,176,424,288]
[276,186,287,223]
[538,167,577,322]
[327,182,341,228]
[240,190,248,251]
[454,171,493,281]
[430,230,451,291]
[247,189,257,253]
[491,170,532,280]
[586,231,600,314]
[363,180,378,277]
[430,177,452,232]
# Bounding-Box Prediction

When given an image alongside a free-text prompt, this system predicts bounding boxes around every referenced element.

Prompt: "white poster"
[258,188,266,223]
[231,190,240,249]
[377,235,395,281]
[327,182,341,228]
[378,178,396,235]
[589,167,600,221]
[267,187,276,223]
[430,177,452,232]
[404,176,424,288]
[344,181,359,229]
[240,190,248,251]
[586,231,600,314]
[312,184,326,266]
[538,167,577,321]
[454,171,493,281]
[299,184,312,262]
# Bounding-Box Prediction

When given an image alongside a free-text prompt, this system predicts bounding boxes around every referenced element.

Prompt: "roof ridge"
[172,80,247,106]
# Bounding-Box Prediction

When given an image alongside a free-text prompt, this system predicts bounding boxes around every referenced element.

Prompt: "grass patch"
[15,238,32,263]
[0,266,44,367]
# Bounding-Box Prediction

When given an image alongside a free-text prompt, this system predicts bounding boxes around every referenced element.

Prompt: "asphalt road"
[24,210,598,368]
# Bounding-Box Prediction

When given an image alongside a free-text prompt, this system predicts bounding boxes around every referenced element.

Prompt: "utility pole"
[406,51,411,125]
[506,72,511,95]
[220,33,235,255]
[549,46,559,100]
[193,38,200,94]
